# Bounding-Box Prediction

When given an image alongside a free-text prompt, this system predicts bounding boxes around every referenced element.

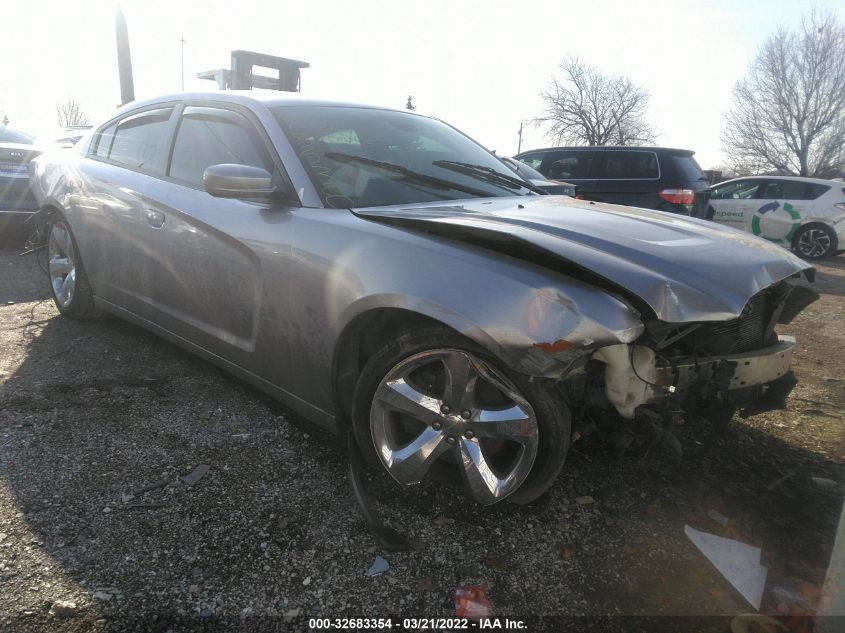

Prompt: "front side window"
[273,105,535,209]
[107,108,173,172]
[168,107,273,188]
[601,151,659,179]
[711,179,761,200]
[540,151,599,180]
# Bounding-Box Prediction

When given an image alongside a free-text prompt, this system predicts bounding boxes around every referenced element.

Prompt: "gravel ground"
[1,244,843,632]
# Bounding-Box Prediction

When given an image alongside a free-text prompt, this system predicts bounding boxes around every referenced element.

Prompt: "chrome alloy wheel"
[370,348,539,505]
[48,221,77,309]
[796,228,832,258]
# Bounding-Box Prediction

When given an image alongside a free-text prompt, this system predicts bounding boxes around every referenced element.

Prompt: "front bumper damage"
[593,336,796,419]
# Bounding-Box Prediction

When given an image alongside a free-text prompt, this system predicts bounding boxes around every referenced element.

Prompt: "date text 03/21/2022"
[308,618,528,629]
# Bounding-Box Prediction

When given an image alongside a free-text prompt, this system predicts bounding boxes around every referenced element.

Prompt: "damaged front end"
[559,280,819,450]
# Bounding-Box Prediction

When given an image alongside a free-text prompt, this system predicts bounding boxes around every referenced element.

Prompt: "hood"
[354,196,814,323]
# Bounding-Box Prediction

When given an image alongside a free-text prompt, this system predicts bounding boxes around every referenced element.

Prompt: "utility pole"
[517,121,524,154]
[115,7,135,105]
[179,37,187,91]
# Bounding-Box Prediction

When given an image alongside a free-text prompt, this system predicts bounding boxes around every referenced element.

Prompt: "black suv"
[514,146,710,217]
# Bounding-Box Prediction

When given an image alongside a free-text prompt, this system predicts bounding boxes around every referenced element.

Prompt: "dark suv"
[514,146,710,217]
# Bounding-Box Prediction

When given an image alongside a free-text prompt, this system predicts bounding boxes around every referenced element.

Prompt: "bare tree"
[535,57,655,146]
[56,97,90,128]
[722,9,845,177]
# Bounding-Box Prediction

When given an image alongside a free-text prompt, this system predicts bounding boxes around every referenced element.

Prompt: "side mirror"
[203,164,274,199]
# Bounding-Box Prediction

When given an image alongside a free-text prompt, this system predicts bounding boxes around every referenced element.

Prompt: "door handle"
[145,209,165,229]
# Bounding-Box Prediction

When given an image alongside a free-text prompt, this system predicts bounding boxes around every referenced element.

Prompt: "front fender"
[337,280,644,379]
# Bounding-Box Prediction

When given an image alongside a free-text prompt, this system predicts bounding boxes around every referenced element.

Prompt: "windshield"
[272,105,535,208]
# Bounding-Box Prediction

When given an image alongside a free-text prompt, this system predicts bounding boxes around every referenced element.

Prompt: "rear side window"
[601,151,659,179]
[541,151,599,180]
[106,108,174,172]
[168,107,273,188]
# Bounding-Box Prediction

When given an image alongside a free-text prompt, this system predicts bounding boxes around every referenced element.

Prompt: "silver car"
[30,92,818,505]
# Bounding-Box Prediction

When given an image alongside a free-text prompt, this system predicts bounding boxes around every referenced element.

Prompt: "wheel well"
[332,308,454,432]
[37,205,63,239]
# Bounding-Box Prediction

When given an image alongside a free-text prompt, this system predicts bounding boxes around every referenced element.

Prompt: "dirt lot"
[1,243,843,632]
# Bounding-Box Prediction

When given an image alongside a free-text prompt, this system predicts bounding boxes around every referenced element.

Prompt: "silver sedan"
[30,92,817,505]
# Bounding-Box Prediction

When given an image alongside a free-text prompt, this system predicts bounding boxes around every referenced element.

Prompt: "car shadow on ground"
[1,291,843,631]
[807,255,845,298]
[0,245,50,306]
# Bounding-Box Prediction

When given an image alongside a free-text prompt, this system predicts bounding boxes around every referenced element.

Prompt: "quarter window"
[168,107,272,188]
[107,108,174,172]
[807,183,831,199]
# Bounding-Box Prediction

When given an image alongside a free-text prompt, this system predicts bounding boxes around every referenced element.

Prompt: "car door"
[75,106,177,318]
[135,104,294,374]
[749,179,813,244]
[708,179,762,231]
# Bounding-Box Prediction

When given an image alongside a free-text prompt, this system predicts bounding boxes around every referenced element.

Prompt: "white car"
[708,176,845,259]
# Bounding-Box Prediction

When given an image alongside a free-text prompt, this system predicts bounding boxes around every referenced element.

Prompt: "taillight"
[659,189,695,205]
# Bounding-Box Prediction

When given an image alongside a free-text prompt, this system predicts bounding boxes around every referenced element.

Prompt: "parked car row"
[514,146,712,217]
[27,92,818,506]
[513,146,844,260]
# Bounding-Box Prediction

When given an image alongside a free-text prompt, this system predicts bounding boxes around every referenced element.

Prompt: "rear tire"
[792,223,837,260]
[47,216,99,319]
[351,326,570,505]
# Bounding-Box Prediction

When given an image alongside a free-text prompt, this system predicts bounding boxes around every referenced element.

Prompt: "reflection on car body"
[30,92,818,505]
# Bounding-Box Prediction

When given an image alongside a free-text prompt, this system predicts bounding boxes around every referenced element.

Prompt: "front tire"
[792,223,837,260]
[47,217,99,319]
[351,327,570,505]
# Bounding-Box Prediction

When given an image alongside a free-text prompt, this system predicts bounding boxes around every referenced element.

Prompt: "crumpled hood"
[354,196,815,323]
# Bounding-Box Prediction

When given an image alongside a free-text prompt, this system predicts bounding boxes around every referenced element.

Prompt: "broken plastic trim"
[347,431,413,552]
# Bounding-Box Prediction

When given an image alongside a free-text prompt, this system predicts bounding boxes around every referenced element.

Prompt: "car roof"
[516,146,694,156]
[714,175,843,187]
[113,90,408,118]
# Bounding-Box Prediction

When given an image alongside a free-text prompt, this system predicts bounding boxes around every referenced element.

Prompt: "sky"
[2,0,842,169]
